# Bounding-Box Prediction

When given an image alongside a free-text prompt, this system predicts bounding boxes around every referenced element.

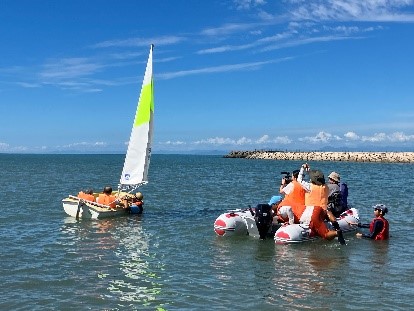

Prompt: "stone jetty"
[224,150,414,163]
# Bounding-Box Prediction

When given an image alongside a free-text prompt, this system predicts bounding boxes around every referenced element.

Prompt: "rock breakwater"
[224,150,414,163]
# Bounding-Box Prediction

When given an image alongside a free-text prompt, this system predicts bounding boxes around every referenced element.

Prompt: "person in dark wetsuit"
[356,204,389,240]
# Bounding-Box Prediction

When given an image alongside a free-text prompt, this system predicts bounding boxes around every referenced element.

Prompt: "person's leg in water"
[311,206,346,244]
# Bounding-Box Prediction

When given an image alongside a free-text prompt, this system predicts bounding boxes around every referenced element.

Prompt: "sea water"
[0,154,413,310]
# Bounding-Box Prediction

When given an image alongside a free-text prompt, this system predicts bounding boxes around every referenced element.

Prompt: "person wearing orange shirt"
[77,189,95,202]
[297,163,346,245]
[97,186,117,208]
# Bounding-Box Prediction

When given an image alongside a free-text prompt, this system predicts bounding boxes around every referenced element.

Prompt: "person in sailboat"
[121,192,144,214]
[96,186,117,208]
[77,189,95,202]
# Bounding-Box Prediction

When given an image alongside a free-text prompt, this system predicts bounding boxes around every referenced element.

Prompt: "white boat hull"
[62,197,128,219]
[274,208,360,244]
[213,209,252,236]
[213,208,279,238]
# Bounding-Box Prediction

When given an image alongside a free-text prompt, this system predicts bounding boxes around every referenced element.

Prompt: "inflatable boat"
[214,205,360,243]
[274,208,360,244]
[213,204,281,239]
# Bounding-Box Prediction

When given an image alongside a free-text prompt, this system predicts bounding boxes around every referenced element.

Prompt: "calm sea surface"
[1,154,414,310]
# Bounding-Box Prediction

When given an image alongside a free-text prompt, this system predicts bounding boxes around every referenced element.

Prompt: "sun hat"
[268,195,282,206]
[373,204,388,214]
[328,172,340,183]
[309,170,325,186]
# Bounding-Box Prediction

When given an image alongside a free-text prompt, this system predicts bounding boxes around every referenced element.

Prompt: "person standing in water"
[356,204,389,240]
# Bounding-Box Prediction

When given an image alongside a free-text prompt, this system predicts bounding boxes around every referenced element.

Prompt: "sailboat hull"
[62,197,129,219]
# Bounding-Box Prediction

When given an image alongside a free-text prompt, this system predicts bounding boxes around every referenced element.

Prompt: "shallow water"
[1,154,413,310]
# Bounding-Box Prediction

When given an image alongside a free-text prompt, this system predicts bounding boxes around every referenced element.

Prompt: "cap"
[268,195,282,206]
[309,170,325,185]
[328,172,340,183]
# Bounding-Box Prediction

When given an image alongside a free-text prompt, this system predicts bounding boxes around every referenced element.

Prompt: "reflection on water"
[109,217,163,305]
[270,242,351,310]
[60,216,165,309]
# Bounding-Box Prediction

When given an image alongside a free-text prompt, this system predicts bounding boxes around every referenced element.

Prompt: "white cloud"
[60,141,107,149]
[0,142,10,150]
[257,134,270,143]
[299,131,342,143]
[200,22,258,36]
[273,136,293,144]
[158,58,292,80]
[286,0,414,22]
[92,36,185,49]
[233,0,267,11]
[360,132,414,142]
[344,131,360,140]
[40,58,103,80]
[194,137,239,145]
[162,140,186,145]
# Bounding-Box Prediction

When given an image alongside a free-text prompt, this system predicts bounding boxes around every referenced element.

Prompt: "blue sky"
[1,0,414,153]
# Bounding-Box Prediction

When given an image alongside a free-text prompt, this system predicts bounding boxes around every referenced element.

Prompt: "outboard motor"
[254,203,273,240]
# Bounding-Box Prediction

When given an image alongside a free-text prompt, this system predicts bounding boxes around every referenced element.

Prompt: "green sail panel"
[134,80,154,127]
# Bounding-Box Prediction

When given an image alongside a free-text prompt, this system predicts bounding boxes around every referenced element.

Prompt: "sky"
[1,0,414,154]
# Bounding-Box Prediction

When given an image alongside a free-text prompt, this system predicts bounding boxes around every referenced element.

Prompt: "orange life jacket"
[78,191,95,202]
[305,184,329,208]
[97,193,117,208]
[279,180,305,206]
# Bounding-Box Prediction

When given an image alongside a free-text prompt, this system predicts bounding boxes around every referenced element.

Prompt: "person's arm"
[298,166,311,192]
[280,182,293,195]
[360,219,383,239]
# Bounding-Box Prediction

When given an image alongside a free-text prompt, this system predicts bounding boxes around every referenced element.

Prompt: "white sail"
[119,44,154,189]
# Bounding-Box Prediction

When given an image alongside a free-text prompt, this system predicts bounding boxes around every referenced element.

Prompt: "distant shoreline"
[224,150,414,163]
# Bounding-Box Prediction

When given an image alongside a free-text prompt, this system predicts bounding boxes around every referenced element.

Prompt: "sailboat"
[62,44,155,219]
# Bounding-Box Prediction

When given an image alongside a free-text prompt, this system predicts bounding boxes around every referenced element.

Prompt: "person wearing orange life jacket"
[279,169,306,206]
[97,186,117,208]
[273,169,306,224]
[77,189,95,202]
[356,204,389,240]
[297,163,346,245]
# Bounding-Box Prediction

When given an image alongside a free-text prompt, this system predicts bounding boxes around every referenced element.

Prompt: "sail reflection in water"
[60,217,164,308]
[107,218,163,304]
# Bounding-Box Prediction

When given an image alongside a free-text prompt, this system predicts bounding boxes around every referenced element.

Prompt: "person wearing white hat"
[327,171,349,217]
[327,171,341,196]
